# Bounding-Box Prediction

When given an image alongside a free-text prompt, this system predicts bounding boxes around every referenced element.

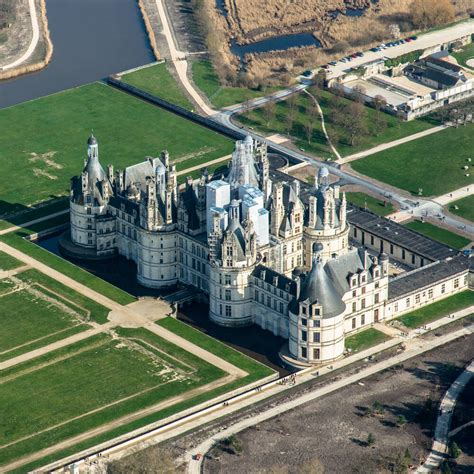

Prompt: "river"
[0,0,154,109]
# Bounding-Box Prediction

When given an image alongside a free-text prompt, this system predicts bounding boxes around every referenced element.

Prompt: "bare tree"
[304,103,318,144]
[263,101,276,127]
[373,95,388,134]
[340,101,368,146]
[411,0,455,29]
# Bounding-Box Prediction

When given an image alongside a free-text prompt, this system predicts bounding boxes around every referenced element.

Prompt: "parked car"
[329,61,337,66]
[356,51,364,57]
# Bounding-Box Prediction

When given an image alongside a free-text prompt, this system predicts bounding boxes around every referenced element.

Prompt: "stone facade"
[69,134,471,367]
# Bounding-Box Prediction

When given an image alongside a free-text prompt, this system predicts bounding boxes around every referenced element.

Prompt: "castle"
[68,134,471,367]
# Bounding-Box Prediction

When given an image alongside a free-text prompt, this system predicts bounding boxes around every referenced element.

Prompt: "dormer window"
[351,277,357,288]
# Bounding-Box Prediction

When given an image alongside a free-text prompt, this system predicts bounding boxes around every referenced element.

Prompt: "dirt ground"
[203,334,474,474]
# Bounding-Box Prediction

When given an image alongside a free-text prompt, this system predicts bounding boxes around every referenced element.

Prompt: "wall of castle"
[209,265,255,327]
[385,270,469,321]
[70,201,108,248]
[289,309,345,364]
[178,235,210,292]
[303,225,349,268]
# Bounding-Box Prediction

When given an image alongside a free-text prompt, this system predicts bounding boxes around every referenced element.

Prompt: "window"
[394,302,398,312]
[313,332,320,343]
[406,297,410,307]
[361,298,366,309]
[441,283,446,294]
[402,249,406,260]
[255,290,259,301]
[301,347,307,359]
[314,308,321,316]
[411,254,416,265]
[87,208,91,215]
[267,296,271,307]
[361,314,365,325]
[352,302,356,313]
[390,244,394,254]
[352,318,356,329]
[301,318,307,327]
[313,348,320,359]
[454,278,459,289]
[361,275,366,283]
[219,304,223,315]
[362,287,366,295]
[225,305,232,317]
[370,235,374,246]
[352,290,357,298]
[428,288,433,298]
[374,308,379,322]
[415,294,420,304]
[302,306,307,315]
[225,289,231,301]
[314,320,320,328]
[374,293,379,304]
[225,275,231,285]
[280,302,284,313]
[301,330,307,342]
[354,228,358,238]
[375,282,380,289]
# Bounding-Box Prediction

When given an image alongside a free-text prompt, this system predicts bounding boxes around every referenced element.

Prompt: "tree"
[367,432,376,446]
[341,101,368,146]
[411,0,455,29]
[389,23,401,39]
[263,101,276,127]
[448,441,461,459]
[304,103,318,144]
[351,85,367,103]
[397,415,407,427]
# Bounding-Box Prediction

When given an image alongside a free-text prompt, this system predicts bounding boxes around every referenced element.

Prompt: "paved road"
[187,323,474,474]
[0,0,40,70]
[325,19,474,80]
[417,359,474,473]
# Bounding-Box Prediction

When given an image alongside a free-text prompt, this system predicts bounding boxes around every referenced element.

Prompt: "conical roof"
[290,254,346,318]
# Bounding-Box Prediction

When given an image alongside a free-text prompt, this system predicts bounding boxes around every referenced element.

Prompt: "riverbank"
[0,0,53,82]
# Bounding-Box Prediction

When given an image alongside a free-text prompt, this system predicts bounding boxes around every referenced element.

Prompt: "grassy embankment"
[345,328,391,353]
[192,59,281,109]
[346,192,394,217]
[0,82,233,216]
[452,41,474,69]
[237,89,436,159]
[404,220,471,250]
[449,195,474,223]
[7,320,275,473]
[351,124,474,196]
[120,62,193,110]
[396,291,474,328]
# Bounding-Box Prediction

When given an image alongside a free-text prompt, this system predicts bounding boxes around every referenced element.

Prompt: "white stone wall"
[303,225,349,268]
[70,201,107,248]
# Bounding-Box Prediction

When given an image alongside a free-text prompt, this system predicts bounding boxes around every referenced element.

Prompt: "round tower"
[288,244,346,365]
[303,167,349,267]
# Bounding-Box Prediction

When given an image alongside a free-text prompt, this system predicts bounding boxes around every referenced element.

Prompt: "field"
[345,328,391,353]
[0,251,22,271]
[351,124,474,196]
[0,82,233,216]
[396,291,474,328]
[0,331,225,467]
[238,89,435,159]
[449,194,474,222]
[404,220,471,250]
[192,60,280,109]
[346,192,394,216]
[120,63,193,110]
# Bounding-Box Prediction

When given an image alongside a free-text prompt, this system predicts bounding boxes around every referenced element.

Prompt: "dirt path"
[0,209,69,236]
[0,0,40,71]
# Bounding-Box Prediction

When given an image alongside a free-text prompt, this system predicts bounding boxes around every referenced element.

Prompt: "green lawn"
[404,220,471,250]
[346,192,394,216]
[0,82,232,216]
[120,62,193,109]
[345,328,391,353]
[396,291,474,328]
[0,214,136,306]
[352,124,474,196]
[0,331,225,466]
[0,251,22,271]
[452,41,474,69]
[192,59,280,109]
[238,89,436,159]
[449,194,474,223]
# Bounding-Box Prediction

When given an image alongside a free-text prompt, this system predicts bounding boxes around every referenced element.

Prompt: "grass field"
[345,328,391,353]
[0,82,232,216]
[0,330,225,467]
[396,291,474,328]
[452,42,474,69]
[0,251,22,271]
[192,60,280,109]
[404,220,471,250]
[238,89,436,159]
[0,214,136,306]
[449,194,474,223]
[120,63,193,109]
[351,124,474,196]
[346,192,394,216]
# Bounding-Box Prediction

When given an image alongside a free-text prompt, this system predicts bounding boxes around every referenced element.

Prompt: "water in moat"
[0,0,154,108]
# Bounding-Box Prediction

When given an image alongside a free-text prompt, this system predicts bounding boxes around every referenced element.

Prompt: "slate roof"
[388,255,470,300]
[253,265,297,296]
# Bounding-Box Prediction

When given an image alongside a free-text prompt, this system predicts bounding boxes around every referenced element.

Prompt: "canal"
[0,0,154,109]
